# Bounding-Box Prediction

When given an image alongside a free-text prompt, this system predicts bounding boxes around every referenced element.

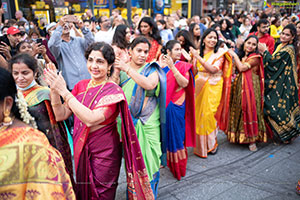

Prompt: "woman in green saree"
[258,24,300,143]
[114,36,166,199]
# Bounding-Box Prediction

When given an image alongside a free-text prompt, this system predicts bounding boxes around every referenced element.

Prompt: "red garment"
[250,32,275,54]
[146,39,161,62]
[72,80,154,200]
[165,61,196,180]
[241,53,264,139]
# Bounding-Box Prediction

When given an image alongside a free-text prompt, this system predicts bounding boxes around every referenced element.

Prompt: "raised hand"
[258,43,268,54]
[159,54,173,69]
[114,57,129,72]
[0,42,11,59]
[44,65,67,96]
[228,49,236,57]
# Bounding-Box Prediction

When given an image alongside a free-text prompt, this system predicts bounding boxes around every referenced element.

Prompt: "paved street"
[116,132,300,200]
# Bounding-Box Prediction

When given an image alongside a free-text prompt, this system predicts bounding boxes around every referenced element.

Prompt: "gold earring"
[3,109,12,124]
[107,69,111,77]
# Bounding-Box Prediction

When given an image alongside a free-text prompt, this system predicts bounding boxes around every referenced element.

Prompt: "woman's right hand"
[44,63,68,96]
[228,49,236,57]
[158,54,173,69]
[114,57,129,72]
[258,43,268,54]
[189,47,198,58]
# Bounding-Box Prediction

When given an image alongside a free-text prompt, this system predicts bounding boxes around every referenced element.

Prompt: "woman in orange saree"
[226,35,267,151]
[44,42,154,200]
[159,40,196,180]
[190,28,232,158]
[0,67,75,199]
[138,17,162,62]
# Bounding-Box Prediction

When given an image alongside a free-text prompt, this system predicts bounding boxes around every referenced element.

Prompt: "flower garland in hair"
[16,91,37,129]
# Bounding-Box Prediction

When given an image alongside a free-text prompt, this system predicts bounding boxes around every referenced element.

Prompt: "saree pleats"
[76,122,122,200]
[194,75,223,158]
[134,106,162,183]
[227,72,267,143]
[263,45,300,142]
[166,101,187,180]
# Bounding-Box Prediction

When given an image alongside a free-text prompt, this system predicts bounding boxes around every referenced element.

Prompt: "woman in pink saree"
[44,42,154,200]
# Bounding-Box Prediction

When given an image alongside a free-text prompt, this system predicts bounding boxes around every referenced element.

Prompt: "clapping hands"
[158,54,173,68]
[44,63,67,95]
[258,43,268,54]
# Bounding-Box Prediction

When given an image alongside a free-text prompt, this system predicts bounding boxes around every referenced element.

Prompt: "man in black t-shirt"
[0,27,21,60]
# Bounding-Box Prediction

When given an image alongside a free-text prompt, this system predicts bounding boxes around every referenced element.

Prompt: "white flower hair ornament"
[16,91,37,129]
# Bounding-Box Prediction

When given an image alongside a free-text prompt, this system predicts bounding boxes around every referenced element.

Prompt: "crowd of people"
[1,6,300,199]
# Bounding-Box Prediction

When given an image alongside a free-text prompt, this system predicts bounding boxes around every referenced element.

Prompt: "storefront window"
[16,0,192,25]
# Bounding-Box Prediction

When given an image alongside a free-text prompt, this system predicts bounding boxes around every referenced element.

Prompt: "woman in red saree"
[44,42,154,200]
[138,17,162,62]
[226,35,267,151]
[159,40,196,180]
[175,30,196,62]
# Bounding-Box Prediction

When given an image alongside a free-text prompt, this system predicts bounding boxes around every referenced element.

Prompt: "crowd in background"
[1,5,300,200]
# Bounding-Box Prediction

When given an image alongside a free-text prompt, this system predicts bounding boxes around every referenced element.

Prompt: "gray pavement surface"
[116,133,300,200]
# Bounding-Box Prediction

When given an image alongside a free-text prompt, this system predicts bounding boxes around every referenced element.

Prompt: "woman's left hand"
[44,64,68,96]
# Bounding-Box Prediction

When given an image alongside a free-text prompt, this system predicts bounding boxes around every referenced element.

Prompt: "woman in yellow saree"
[190,28,232,158]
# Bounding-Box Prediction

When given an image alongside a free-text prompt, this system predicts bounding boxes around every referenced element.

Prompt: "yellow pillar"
[15,0,19,11]
[188,0,192,18]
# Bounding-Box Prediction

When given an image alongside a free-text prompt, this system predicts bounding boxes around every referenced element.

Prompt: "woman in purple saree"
[45,42,154,200]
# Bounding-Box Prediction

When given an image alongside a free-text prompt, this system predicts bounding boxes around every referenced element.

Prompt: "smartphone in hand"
[36,38,43,45]
[65,15,77,23]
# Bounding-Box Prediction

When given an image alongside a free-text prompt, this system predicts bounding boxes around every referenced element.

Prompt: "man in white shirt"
[94,16,113,44]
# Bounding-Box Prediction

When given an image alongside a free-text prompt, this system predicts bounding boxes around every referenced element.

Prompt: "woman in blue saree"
[159,40,196,180]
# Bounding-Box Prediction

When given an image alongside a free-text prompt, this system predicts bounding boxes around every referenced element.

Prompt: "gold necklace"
[88,79,106,88]
[81,80,107,108]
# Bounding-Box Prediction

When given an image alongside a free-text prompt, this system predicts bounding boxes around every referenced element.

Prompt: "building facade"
[5,0,300,24]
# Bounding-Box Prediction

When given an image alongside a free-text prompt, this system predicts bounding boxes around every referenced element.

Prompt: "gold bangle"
[51,103,62,107]
[63,93,73,102]
[65,95,74,105]
[63,93,72,101]
[244,62,251,69]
